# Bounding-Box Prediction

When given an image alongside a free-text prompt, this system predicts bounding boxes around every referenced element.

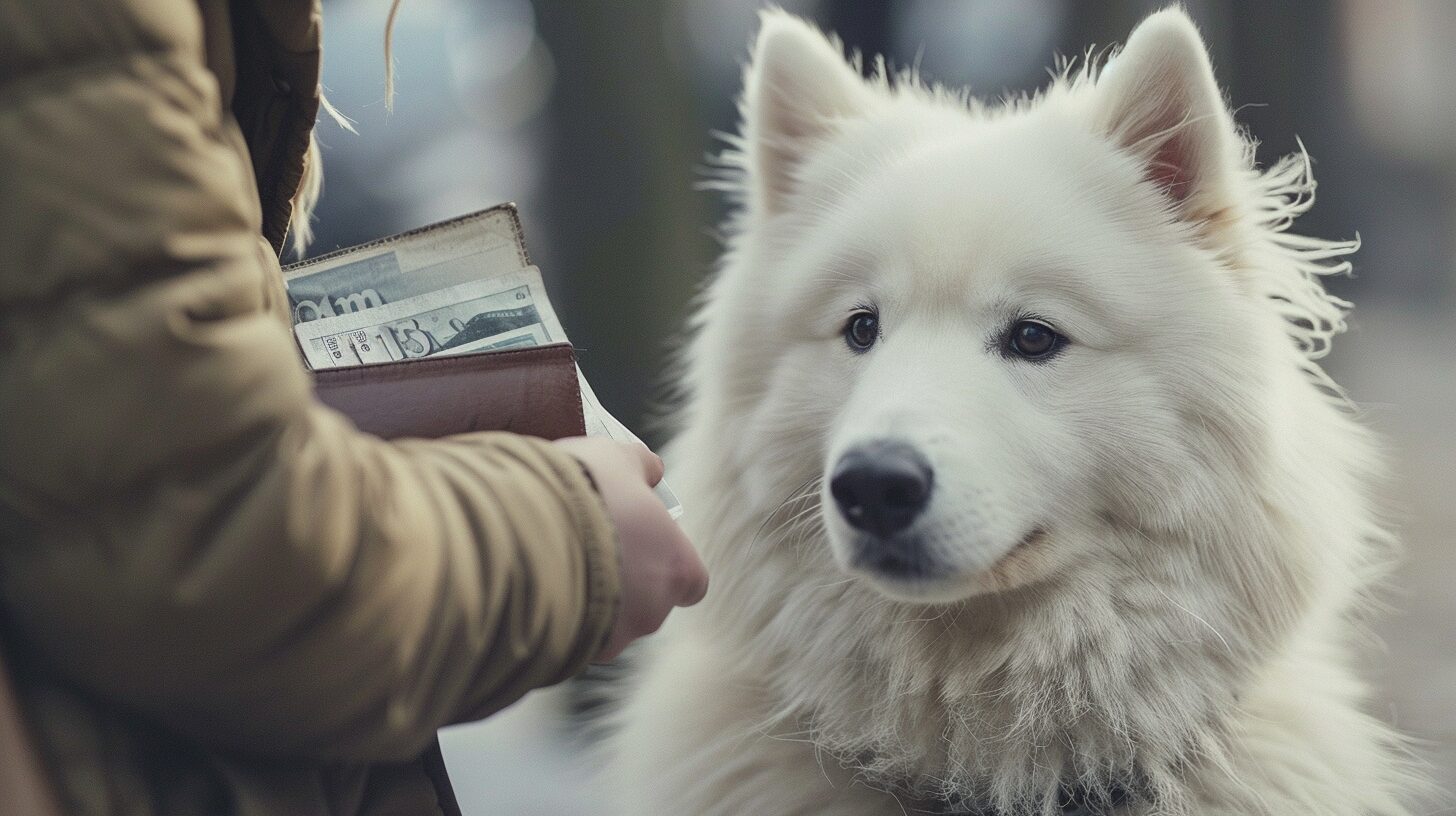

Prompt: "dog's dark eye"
[1006,320,1064,360]
[844,311,879,352]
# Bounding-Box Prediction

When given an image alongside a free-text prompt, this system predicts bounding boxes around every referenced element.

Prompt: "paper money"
[285,206,529,326]
[295,270,561,370]
[289,255,682,518]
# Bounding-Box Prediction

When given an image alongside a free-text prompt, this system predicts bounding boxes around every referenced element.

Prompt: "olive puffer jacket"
[0,1,620,813]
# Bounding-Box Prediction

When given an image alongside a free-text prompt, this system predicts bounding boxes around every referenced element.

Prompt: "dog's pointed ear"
[1092,9,1241,224]
[742,11,874,214]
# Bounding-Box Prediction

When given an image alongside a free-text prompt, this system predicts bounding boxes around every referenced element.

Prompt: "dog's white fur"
[611,9,1418,815]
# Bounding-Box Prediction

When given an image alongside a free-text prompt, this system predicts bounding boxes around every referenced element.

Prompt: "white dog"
[611,8,1418,815]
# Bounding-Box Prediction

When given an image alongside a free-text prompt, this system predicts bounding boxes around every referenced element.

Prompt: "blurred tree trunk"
[822,0,894,63]
[1218,1,1364,272]
[533,0,711,441]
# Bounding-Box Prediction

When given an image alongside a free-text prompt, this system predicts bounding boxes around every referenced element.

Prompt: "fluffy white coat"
[611,8,1419,815]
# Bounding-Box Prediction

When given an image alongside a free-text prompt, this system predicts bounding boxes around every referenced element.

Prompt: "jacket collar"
[222,0,322,255]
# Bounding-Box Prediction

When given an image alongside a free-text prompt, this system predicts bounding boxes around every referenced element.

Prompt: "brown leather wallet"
[313,343,586,441]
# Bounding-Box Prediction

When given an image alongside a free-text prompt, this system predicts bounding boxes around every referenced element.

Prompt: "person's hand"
[553,437,708,662]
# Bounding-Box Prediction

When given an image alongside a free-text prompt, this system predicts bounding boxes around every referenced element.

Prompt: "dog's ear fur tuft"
[1092,9,1242,225]
[742,11,873,214]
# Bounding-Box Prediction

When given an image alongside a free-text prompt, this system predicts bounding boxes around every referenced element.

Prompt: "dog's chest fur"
[701,529,1240,814]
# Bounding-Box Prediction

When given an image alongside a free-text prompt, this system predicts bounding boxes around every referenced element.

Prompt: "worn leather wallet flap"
[313,343,585,441]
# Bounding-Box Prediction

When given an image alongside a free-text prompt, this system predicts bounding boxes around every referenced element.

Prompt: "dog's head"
[701,9,1356,608]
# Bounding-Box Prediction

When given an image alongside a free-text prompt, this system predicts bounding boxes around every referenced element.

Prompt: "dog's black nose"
[830,441,933,537]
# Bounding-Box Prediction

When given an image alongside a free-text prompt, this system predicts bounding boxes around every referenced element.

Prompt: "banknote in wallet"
[284,204,682,519]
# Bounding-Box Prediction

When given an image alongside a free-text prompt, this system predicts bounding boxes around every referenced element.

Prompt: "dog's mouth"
[1002,526,1048,560]
[846,526,1049,602]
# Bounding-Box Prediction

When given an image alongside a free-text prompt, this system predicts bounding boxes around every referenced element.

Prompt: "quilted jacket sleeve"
[0,0,619,763]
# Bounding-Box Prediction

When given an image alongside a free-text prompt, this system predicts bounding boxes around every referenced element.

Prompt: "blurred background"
[303,0,1455,811]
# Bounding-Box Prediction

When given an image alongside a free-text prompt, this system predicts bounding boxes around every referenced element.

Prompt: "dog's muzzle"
[830,440,938,578]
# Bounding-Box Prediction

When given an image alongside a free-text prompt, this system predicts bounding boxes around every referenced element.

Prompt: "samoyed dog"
[612,8,1417,815]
